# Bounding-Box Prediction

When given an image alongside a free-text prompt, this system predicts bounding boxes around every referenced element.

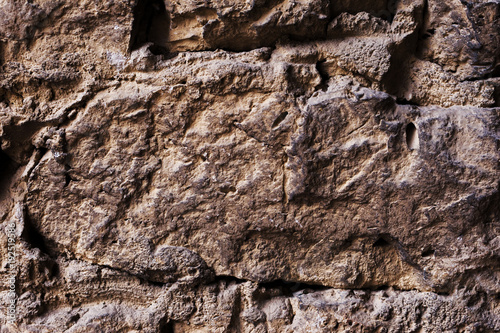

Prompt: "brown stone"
[0,0,499,331]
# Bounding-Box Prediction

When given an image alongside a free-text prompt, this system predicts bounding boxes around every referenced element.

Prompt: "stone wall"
[0,0,499,331]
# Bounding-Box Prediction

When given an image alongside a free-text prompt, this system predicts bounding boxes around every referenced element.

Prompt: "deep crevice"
[421,28,435,40]
[373,237,391,247]
[260,279,329,297]
[22,213,54,256]
[494,83,500,107]
[159,318,175,333]
[396,97,420,106]
[315,60,330,91]
[0,148,17,198]
[129,0,171,52]
[421,248,435,257]
[64,173,72,187]
[69,313,80,324]
[272,112,288,129]
[405,122,419,150]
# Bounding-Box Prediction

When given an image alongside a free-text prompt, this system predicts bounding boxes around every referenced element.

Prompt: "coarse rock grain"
[0,0,499,331]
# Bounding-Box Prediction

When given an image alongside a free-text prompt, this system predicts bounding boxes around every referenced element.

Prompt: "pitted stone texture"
[24,61,499,295]
[0,0,499,331]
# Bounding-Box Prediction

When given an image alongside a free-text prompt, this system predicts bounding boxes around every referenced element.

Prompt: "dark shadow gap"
[0,150,15,178]
[315,60,330,92]
[0,149,17,198]
[373,237,391,247]
[22,213,54,256]
[421,248,435,257]
[0,149,13,172]
[213,275,247,284]
[396,97,419,106]
[272,112,289,129]
[129,0,171,52]
[159,318,175,333]
[405,122,419,150]
[69,313,80,324]
[264,279,329,296]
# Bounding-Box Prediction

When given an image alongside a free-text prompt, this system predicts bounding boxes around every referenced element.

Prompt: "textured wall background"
[0,0,499,331]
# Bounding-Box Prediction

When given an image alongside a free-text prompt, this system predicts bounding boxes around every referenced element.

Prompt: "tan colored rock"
[0,0,499,332]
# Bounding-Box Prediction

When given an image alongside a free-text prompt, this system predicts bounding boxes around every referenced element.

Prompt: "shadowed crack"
[22,213,53,255]
[130,0,171,52]
[0,148,17,200]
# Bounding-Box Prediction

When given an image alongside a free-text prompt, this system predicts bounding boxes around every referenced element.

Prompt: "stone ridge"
[0,0,499,332]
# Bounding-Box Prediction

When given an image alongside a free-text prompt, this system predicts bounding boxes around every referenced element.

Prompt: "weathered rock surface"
[0,0,499,331]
